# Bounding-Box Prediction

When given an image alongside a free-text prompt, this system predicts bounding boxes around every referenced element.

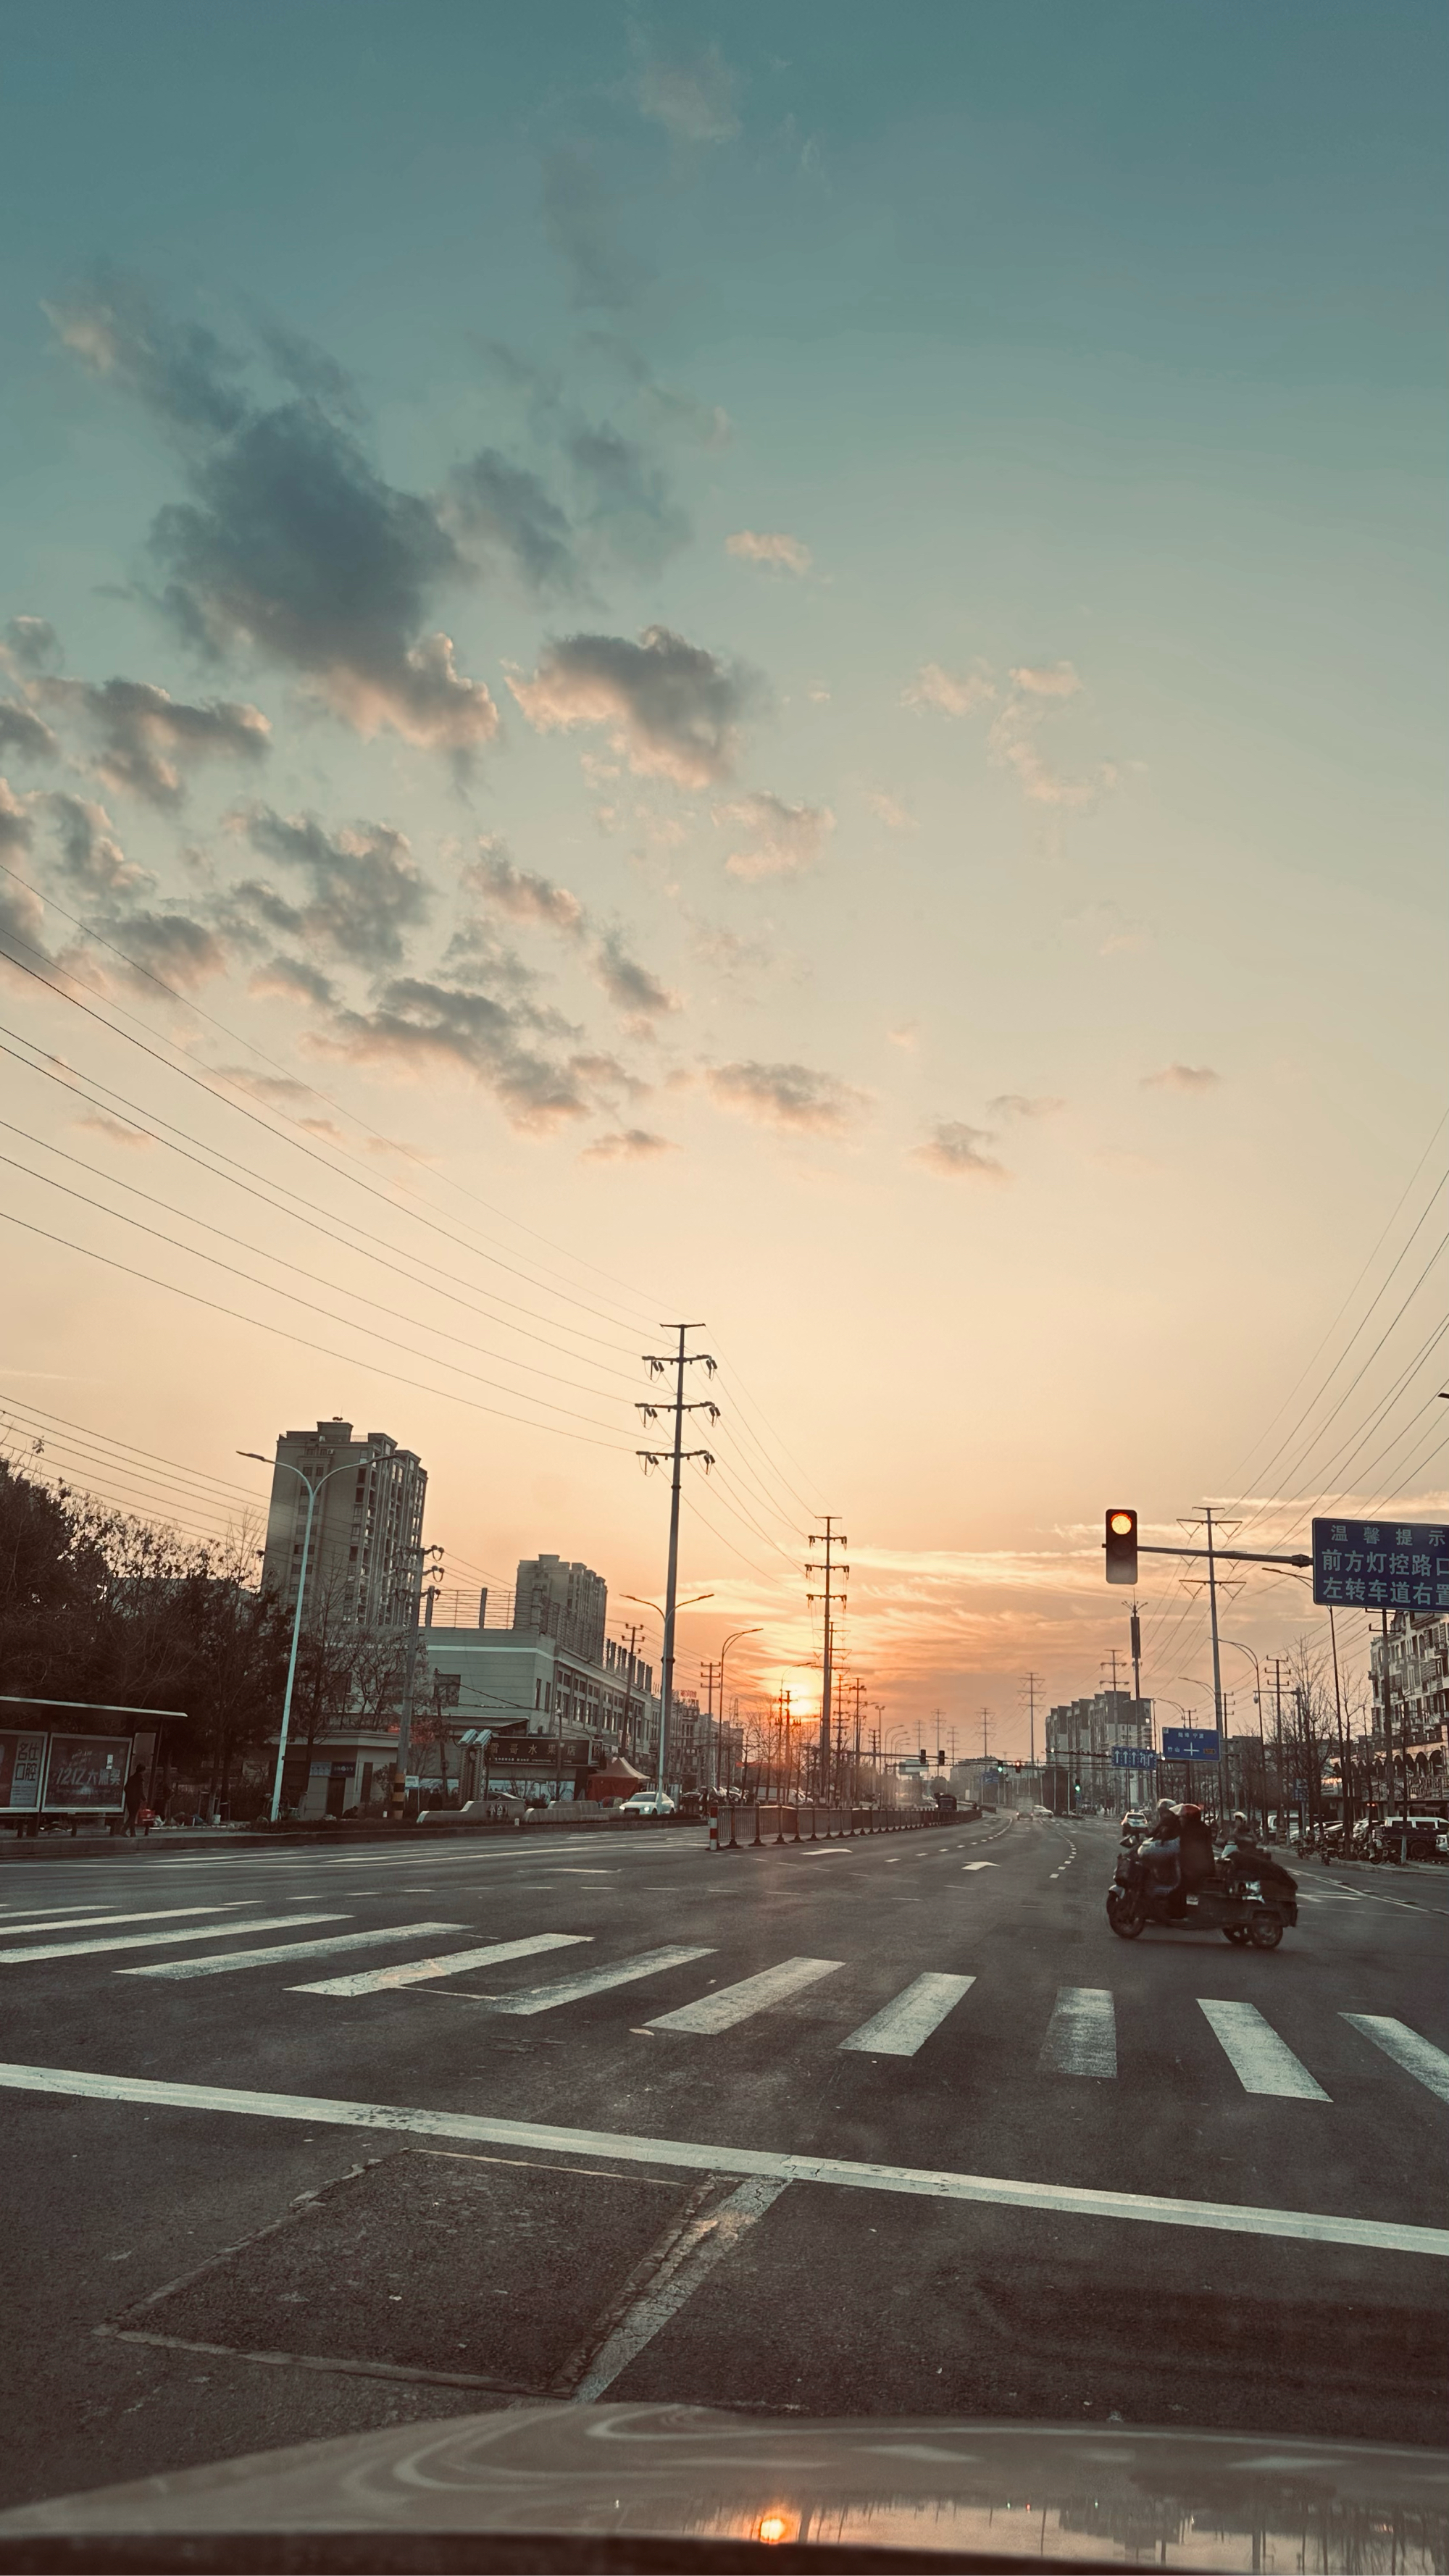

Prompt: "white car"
[620,1791,677,1818]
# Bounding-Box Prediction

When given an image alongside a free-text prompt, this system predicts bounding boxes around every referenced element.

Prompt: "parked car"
[620,1791,677,1818]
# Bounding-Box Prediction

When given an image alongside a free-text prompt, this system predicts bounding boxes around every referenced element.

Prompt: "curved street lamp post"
[239,1450,356,1826]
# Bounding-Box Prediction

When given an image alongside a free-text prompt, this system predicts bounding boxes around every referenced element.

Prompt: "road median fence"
[709,1802,925,1850]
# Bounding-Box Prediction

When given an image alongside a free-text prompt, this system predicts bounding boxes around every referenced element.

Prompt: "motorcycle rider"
[1137,1799,1182,1896]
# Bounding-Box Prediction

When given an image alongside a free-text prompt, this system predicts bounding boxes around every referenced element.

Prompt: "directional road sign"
[1161,1726,1219,1763]
[1110,1746,1157,1770]
[1311,1517,1449,1611]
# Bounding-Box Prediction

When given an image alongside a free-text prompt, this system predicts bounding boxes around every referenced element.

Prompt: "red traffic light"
[1105,1506,1138,1585]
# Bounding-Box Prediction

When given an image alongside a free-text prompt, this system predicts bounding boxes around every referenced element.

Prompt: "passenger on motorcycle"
[1138,1799,1182,1893]
[1176,1802,1216,1893]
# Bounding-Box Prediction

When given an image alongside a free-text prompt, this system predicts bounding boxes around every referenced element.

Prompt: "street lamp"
[622,1592,713,1798]
[239,1449,356,1825]
[1220,1639,1269,1829]
[714,1627,761,1793]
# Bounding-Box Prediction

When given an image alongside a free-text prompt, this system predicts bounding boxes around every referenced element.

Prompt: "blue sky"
[1,3,1444,1736]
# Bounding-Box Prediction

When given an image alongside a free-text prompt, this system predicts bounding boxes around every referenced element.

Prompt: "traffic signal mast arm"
[1129,1543,1311,1567]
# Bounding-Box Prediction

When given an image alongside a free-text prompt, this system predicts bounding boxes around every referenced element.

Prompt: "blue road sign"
[1161,1726,1219,1762]
[1110,1746,1157,1770]
[1311,1517,1449,1612]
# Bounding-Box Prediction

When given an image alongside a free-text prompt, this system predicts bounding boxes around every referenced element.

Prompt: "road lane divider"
[839,1973,975,2058]
[0,1912,348,1964]
[1342,2014,1449,2103]
[119,1922,467,1981]
[0,2059,1442,2256]
[485,1946,714,2016]
[646,1956,843,2036]
[293,1932,591,1997]
[1198,2001,1330,2101]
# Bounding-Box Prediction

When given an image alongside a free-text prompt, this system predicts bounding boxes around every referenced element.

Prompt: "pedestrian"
[122,1764,146,1839]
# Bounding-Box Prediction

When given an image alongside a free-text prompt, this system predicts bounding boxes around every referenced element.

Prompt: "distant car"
[620,1791,677,1818]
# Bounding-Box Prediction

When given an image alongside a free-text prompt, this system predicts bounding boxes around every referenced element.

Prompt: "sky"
[0,0,1445,1755]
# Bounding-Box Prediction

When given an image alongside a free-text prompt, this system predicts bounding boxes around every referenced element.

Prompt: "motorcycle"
[1106,1845,1298,1948]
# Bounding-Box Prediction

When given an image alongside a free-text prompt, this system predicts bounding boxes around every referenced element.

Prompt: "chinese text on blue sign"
[1311,1519,1449,1612]
[1161,1727,1219,1763]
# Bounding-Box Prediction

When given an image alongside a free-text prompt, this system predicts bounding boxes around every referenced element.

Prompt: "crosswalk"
[1,1895,1446,2116]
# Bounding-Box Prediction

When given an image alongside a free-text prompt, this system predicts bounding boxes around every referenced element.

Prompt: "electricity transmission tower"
[638,1326,717,1799]
[806,1515,848,1797]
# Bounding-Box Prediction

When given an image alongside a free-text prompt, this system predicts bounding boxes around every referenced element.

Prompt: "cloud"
[317,977,594,1131]
[54,273,496,755]
[635,40,740,143]
[44,792,150,895]
[541,146,649,311]
[568,425,689,572]
[1142,1063,1220,1092]
[0,702,59,762]
[236,806,430,968]
[509,626,759,787]
[578,334,731,446]
[580,1126,677,1163]
[864,790,914,832]
[40,675,269,804]
[3,617,61,675]
[726,530,811,575]
[251,314,363,423]
[903,661,995,716]
[462,839,585,936]
[247,955,338,1008]
[87,906,228,991]
[714,790,834,881]
[886,1022,919,1050]
[72,1111,152,1150]
[46,269,248,436]
[986,1092,1065,1121]
[1009,661,1082,698]
[987,664,1116,811]
[592,929,680,1029]
[0,777,36,856]
[911,1120,1009,1182]
[706,1058,867,1137]
[448,449,577,594]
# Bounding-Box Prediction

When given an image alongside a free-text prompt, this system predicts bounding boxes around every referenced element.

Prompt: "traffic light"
[1105,1507,1138,1585]
[919,1748,928,1768]
[936,1749,946,1768]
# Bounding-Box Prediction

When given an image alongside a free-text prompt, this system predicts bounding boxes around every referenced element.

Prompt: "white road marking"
[0,1904,254,1937]
[839,1973,975,2057]
[1342,2014,1449,2104]
[572,2176,790,2401]
[961,1862,996,1873]
[0,2059,1440,2257]
[646,1956,844,2035]
[0,1912,347,1963]
[798,1847,851,1858]
[1198,2001,1330,2101]
[1040,1987,1117,2078]
[486,1946,714,2016]
[120,1922,467,1981]
[293,1933,591,1996]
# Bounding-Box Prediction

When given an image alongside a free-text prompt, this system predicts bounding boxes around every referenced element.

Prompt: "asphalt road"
[0,1812,1445,2514]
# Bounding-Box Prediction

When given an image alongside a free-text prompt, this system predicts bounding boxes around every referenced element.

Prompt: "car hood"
[0,2405,1443,2570]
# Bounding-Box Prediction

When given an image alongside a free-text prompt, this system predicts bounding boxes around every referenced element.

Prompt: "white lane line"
[119,1921,467,1981]
[1198,2001,1330,2101]
[0,1911,348,1964]
[840,1973,976,2058]
[1039,1987,1117,2079]
[646,1956,844,2035]
[0,1904,254,1937]
[961,1862,996,1873]
[1342,2014,1449,2104]
[572,2175,790,2401]
[488,1946,714,2017]
[0,2059,1440,2257]
[293,1933,591,1996]
[798,1847,851,1859]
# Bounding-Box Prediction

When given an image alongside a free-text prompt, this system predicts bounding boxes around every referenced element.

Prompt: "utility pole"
[1023,1673,1043,1776]
[806,1516,848,1799]
[394,1541,445,1817]
[1269,1655,1285,1831]
[618,1621,645,1764]
[638,1326,717,1802]
[1129,1602,1143,1718]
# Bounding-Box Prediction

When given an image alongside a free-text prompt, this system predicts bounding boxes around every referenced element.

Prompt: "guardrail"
[709,1802,925,1850]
